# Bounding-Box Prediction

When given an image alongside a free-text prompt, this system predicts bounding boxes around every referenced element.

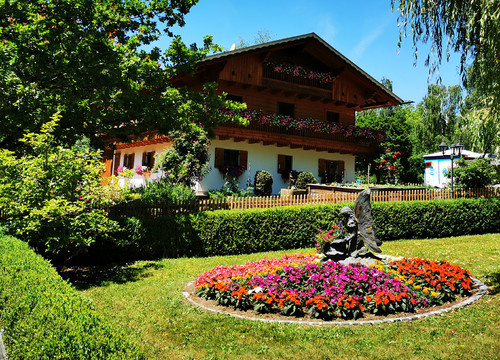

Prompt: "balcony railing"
[220,121,372,145]
[263,63,333,90]
[218,108,384,145]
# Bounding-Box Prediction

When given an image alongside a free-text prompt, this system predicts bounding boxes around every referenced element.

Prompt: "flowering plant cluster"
[377,148,402,184]
[265,61,336,84]
[195,254,474,320]
[116,166,136,179]
[314,224,344,254]
[134,165,149,175]
[220,107,385,143]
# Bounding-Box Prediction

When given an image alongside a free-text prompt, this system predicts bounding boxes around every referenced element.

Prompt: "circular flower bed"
[195,253,474,321]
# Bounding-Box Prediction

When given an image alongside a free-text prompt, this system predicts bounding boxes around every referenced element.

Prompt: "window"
[224,149,240,168]
[214,148,248,177]
[226,94,243,103]
[277,154,293,177]
[326,111,340,123]
[278,102,295,117]
[123,153,135,169]
[318,159,345,183]
[142,151,155,169]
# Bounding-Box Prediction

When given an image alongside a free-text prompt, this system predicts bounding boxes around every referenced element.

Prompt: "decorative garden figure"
[322,188,382,262]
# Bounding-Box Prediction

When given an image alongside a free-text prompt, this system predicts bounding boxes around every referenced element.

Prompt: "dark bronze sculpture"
[322,188,382,262]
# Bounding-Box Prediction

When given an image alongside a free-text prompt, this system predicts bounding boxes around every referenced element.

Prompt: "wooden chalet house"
[104,33,403,194]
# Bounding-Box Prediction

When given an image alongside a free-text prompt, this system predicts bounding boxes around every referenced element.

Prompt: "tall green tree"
[392,0,500,143]
[410,84,462,155]
[356,78,416,183]
[0,0,243,149]
[0,113,129,258]
[458,89,500,155]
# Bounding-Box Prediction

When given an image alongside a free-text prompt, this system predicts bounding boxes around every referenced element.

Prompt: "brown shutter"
[130,153,135,169]
[142,152,147,166]
[338,161,345,181]
[214,148,224,169]
[101,148,114,177]
[239,150,248,170]
[150,151,155,169]
[318,158,326,177]
[278,154,286,174]
[114,153,121,175]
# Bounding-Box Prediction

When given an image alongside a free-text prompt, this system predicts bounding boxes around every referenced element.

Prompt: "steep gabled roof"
[200,33,404,106]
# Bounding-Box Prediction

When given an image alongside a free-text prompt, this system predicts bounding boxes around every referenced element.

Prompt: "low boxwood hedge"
[0,235,144,360]
[99,197,499,261]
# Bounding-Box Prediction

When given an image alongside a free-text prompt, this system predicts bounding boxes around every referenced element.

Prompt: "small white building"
[423,149,484,188]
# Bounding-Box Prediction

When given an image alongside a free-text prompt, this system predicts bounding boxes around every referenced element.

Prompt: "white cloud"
[315,16,337,44]
[351,22,388,61]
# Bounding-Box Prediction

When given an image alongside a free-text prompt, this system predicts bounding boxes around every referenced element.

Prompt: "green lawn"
[77,234,499,360]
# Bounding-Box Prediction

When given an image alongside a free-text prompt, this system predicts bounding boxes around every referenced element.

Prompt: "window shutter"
[239,150,248,170]
[101,149,114,177]
[130,153,135,169]
[151,151,155,169]
[278,154,286,174]
[214,148,224,168]
[338,161,345,181]
[142,152,147,166]
[113,153,121,175]
[318,159,326,177]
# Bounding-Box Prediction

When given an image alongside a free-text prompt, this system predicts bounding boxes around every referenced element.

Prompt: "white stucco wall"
[114,142,171,187]
[112,138,355,194]
[199,138,355,195]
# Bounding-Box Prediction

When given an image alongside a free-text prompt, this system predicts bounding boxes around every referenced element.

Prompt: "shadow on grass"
[58,261,163,290]
[484,271,500,295]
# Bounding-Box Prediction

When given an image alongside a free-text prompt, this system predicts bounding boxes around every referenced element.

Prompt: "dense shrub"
[448,158,499,188]
[137,181,197,203]
[101,197,500,260]
[296,171,317,189]
[254,170,273,196]
[0,235,144,360]
[0,114,127,257]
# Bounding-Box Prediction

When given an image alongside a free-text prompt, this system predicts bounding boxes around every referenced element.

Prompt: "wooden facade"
[173,33,403,155]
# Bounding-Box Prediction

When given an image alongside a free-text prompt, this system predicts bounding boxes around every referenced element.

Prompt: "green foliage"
[296,171,317,189]
[103,197,500,260]
[137,181,197,203]
[0,235,144,359]
[411,85,462,156]
[0,0,247,149]
[356,95,416,183]
[0,114,126,257]
[235,29,276,49]
[447,158,499,189]
[254,170,273,196]
[154,123,211,187]
[373,198,500,240]
[392,0,500,135]
[458,91,500,155]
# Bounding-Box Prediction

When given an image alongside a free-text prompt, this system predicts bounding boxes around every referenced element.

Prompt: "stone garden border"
[183,278,487,326]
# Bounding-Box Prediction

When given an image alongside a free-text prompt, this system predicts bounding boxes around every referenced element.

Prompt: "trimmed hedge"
[101,197,500,261]
[0,235,144,360]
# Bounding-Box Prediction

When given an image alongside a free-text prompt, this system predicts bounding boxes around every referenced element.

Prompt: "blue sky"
[161,0,463,104]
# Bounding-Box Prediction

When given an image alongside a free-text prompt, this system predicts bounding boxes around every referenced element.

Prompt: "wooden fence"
[108,187,500,218]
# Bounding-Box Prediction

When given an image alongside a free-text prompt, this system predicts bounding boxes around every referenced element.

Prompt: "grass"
[75,234,500,360]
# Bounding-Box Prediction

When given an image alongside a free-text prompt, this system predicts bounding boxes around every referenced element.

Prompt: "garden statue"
[322,188,382,262]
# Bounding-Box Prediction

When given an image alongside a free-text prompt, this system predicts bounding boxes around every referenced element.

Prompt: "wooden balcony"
[262,64,333,90]
[215,122,375,155]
